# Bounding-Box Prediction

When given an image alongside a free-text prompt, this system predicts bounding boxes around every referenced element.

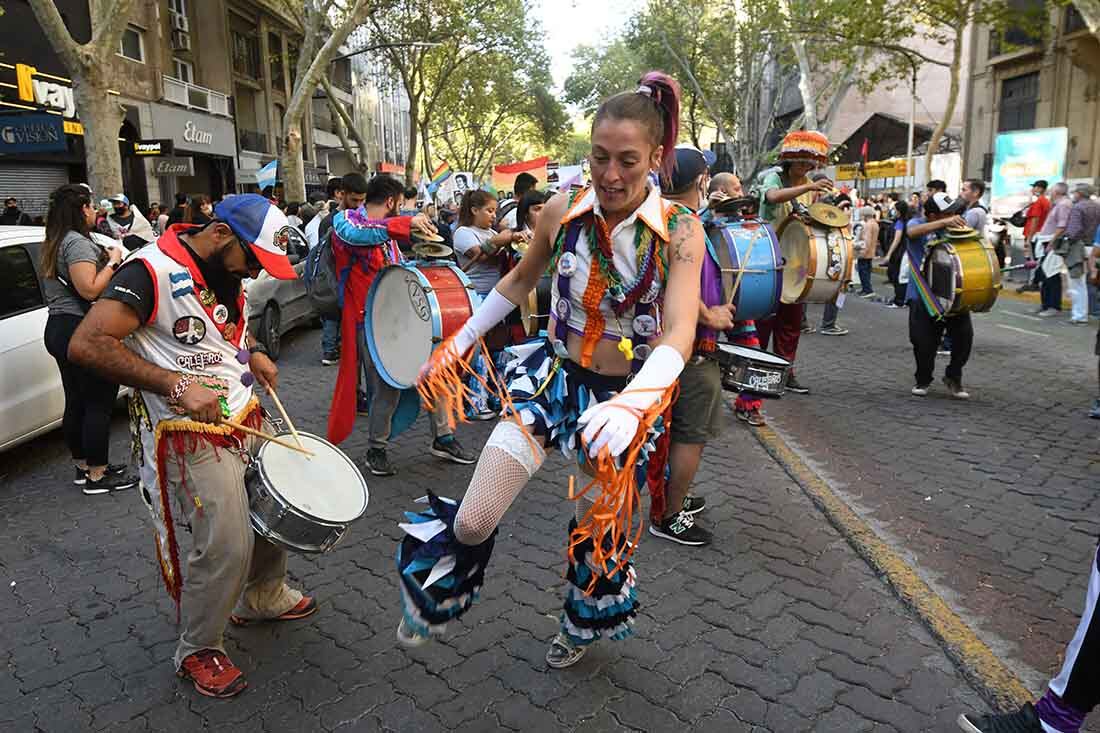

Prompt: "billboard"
[990,128,1067,217]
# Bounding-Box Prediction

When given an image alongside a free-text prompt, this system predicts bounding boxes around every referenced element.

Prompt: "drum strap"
[906,237,946,321]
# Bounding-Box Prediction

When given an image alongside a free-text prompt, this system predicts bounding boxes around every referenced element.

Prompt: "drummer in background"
[905,192,971,399]
[751,130,835,394]
[67,194,315,699]
[654,144,729,546]
[706,173,769,426]
[327,175,477,475]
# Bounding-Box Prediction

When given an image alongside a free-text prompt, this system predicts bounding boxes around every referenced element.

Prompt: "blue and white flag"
[256,159,279,192]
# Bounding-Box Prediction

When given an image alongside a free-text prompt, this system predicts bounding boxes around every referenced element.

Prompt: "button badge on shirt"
[554,298,572,321]
[212,303,229,325]
[631,314,657,337]
[557,252,577,277]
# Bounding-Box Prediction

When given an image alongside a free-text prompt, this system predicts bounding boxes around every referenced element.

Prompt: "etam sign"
[16,64,76,118]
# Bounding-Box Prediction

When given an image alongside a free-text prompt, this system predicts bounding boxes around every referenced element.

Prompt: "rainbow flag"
[491,156,549,194]
[427,162,452,194]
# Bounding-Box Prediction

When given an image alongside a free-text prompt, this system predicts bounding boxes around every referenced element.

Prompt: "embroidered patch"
[169,271,192,284]
[171,285,193,298]
[273,226,291,252]
[212,304,229,324]
[175,351,223,370]
[173,316,206,345]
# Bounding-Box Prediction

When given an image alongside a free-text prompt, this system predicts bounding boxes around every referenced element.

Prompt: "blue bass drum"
[706,218,783,322]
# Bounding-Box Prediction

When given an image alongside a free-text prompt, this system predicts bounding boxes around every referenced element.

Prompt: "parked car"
[245,248,314,361]
[0,226,128,452]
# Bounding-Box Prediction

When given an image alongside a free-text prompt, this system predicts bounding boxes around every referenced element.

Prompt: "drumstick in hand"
[223,420,314,457]
[267,386,304,449]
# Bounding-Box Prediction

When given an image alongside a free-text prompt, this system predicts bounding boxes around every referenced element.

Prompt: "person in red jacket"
[1024,179,1052,245]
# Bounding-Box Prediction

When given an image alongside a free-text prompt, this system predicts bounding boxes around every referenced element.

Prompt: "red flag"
[859,138,869,177]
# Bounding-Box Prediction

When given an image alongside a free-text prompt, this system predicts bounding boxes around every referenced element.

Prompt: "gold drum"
[922,236,1002,315]
[777,216,854,304]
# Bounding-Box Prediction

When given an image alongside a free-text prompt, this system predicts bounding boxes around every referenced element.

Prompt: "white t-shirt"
[452,225,500,294]
[305,214,323,249]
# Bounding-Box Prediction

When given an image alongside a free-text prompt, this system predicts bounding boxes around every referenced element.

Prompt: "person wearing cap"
[1024,179,1052,245]
[1031,182,1072,312]
[751,130,836,394]
[652,144,723,547]
[1061,184,1100,325]
[105,193,156,250]
[905,192,971,398]
[67,193,316,699]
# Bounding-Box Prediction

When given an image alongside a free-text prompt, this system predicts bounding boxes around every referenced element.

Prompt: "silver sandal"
[545,632,588,669]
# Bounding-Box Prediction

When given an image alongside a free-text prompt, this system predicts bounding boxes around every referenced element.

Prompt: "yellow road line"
[751,422,1034,710]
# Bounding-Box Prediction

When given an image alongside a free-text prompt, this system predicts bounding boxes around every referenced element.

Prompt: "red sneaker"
[230,596,317,626]
[177,650,247,698]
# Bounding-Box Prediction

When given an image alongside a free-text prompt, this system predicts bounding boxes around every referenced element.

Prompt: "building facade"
[962,2,1100,186]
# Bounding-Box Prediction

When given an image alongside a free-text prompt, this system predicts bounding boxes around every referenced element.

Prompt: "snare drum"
[246,431,369,553]
[712,343,791,398]
[778,216,854,303]
[365,262,480,389]
[923,236,1002,315]
[706,218,782,321]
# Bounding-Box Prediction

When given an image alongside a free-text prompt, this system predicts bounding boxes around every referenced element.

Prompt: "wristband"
[612,344,685,410]
[248,342,269,356]
[167,373,198,412]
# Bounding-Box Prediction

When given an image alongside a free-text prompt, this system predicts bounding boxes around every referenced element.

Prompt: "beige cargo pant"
[164,430,303,669]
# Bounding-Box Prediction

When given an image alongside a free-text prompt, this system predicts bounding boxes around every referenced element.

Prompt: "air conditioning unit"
[170,11,189,33]
[171,30,192,51]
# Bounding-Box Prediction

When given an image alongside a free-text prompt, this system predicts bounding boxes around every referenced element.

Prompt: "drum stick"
[223,420,315,457]
[728,229,765,307]
[267,387,304,449]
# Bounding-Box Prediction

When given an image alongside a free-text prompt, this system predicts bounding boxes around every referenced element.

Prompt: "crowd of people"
[12,65,1100,733]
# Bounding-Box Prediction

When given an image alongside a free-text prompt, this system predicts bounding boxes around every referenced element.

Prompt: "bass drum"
[923,236,1002,315]
[778,216,854,303]
[706,217,782,322]
[519,274,553,337]
[365,262,481,389]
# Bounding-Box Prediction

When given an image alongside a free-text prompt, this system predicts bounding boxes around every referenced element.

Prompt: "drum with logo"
[705,217,782,322]
[712,343,791,398]
[365,262,481,389]
[777,211,854,304]
[923,233,1002,315]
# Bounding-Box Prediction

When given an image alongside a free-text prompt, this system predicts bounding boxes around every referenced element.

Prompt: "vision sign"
[0,114,66,153]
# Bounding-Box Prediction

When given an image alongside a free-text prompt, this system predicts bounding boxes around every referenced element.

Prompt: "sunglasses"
[238,240,262,271]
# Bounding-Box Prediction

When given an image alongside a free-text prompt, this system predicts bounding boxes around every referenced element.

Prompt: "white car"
[0,226,127,452]
[245,236,314,361]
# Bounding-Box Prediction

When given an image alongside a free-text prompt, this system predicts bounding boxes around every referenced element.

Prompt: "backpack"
[1008,207,1027,228]
[303,229,340,319]
[495,199,518,228]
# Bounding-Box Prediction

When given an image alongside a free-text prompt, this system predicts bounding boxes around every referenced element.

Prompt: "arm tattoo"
[671,216,698,264]
[76,327,178,395]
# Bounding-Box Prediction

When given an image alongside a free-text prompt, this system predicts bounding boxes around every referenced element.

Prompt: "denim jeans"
[821,301,839,329]
[857,259,874,294]
[321,316,341,356]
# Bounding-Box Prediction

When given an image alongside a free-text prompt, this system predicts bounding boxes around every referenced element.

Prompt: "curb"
[749,422,1033,711]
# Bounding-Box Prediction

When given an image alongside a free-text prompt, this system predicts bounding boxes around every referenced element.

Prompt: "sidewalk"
[0,329,987,731]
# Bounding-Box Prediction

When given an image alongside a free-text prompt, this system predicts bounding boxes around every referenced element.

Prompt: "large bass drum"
[923,235,1002,315]
[246,431,369,553]
[706,217,782,322]
[777,216,854,303]
[365,262,481,389]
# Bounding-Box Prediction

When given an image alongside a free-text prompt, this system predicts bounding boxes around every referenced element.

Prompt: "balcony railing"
[239,129,268,153]
[163,75,231,117]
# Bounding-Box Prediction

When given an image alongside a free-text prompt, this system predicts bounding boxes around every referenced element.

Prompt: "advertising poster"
[990,128,1067,217]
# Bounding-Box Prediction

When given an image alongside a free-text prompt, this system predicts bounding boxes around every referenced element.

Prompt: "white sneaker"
[911,385,929,396]
[1037,309,1059,318]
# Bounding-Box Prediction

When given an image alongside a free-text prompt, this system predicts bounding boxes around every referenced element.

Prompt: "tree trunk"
[419,121,433,178]
[404,95,420,186]
[283,120,306,202]
[73,69,125,196]
[792,39,819,130]
[924,23,964,181]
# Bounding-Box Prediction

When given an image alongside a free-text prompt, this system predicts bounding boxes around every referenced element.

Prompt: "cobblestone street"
[1,318,989,732]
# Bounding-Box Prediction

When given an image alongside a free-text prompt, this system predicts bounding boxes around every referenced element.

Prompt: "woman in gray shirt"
[40,184,136,494]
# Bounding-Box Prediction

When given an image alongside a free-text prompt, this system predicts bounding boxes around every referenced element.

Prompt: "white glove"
[578,344,685,458]
[450,288,517,356]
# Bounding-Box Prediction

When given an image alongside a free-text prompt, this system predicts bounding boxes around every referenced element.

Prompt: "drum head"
[717,342,791,366]
[367,266,435,388]
[779,219,812,303]
[259,432,368,522]
[808,203,850,228]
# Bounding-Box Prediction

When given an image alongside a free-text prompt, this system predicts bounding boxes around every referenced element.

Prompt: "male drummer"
[652,145,727,546]
[905,192,970,398]
[68,194,315,698]
[325,174,477,476]
[752,130,835,394]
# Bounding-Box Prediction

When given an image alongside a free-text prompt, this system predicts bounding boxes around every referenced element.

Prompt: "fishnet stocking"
[454,447,541,546]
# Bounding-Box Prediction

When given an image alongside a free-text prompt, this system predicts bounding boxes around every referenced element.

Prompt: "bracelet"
[167,373,198,410]
[248,342,269,356]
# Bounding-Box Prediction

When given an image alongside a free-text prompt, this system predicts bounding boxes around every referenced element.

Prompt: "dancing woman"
[396,71,705,668]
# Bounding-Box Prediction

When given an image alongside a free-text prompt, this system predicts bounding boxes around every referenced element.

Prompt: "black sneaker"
[320,352,339,366]
[649,511,712,546]
[682,496,706,515]
[431,436,476,465]
[83,471,139,495]
[74,463,129,486]
[365,448,397,477]
[785,374,810,394]
[957,702,1043,733]
[357,391,370,416]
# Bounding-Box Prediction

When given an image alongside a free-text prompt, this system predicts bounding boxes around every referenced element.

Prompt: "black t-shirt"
[102,236,242,324]
[166,206,186,226]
